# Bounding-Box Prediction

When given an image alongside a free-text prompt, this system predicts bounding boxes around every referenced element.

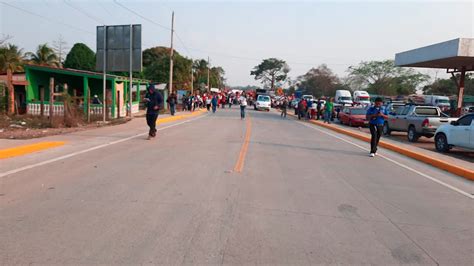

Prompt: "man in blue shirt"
[366,97,388,157]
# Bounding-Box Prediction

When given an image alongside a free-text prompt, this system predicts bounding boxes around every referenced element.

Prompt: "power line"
[63,0,104,25]
[97,0,116,22]
[173,45,354,66]
[113,0,171,31]
[112,1,194,60]
[0,1,94,35]
[174,31,192,57]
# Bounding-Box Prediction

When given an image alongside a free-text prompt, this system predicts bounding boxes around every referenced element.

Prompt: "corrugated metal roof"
[24,64,150,82]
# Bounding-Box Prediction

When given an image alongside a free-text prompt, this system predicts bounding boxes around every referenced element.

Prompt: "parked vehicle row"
[382,105,456,142]
[338,107,368,127]
[272,93,472,154]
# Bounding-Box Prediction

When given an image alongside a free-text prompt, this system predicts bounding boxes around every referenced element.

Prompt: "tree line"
[250,58,473,97]
[0,39,226,91]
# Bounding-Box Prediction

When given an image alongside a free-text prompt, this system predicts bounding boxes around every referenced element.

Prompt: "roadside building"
[1,65,151,118]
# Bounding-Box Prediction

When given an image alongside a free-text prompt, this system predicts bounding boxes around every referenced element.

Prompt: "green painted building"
[24,65,151,118]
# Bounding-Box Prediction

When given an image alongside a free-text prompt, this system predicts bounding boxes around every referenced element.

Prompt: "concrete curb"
[290,114,474,181]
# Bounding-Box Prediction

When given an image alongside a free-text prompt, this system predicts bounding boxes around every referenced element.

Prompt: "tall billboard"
[96,25,142,72]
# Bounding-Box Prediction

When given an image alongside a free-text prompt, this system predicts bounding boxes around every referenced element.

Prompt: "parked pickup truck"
[382,105,457,142]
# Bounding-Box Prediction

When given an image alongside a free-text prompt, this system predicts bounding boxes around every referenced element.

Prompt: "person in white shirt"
[238,93,248,119]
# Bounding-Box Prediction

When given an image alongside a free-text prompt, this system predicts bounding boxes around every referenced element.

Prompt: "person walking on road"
[144,85,163,140]
[316,99,322,120]
[166,92,177,116]
[324,98,334,124]
[239,93,248,119]
[206,96,212,112]
[366,97,388,157]
[211,94,218,113]
[182,95,188,111]
[281,97,288,118]
[298,98,307,120]
[306,98,313,120]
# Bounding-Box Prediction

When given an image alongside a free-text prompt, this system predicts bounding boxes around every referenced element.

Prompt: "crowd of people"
[145,84,386,157]
[176,91,247,113]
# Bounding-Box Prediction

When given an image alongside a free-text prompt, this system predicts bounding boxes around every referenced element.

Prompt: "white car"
[434,113,474,152]
[255,95,271,111]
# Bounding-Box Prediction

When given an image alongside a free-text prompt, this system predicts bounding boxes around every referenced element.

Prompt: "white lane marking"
[0,115,208,178]
[299,122,474,199]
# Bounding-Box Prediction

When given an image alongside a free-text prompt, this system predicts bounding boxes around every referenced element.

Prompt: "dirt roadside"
[0,115,131,140]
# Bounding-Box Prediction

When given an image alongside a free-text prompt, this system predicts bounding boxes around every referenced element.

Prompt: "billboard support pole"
[102,25,107,122]
[169,11,174,96]
[190,64,194,95]
[129,24,133,118]
[207,56,210,93]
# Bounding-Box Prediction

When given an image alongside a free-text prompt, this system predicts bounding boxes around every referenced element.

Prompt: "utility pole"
[207,56,210,92]
[190,62,194,95]
[102,25,107,122]
[168,11,175,96]
[128,24,133,118]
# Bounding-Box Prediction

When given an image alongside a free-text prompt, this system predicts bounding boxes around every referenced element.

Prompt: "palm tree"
[0,44,25,73]
[0,44,25,114]
[27,43,58,67]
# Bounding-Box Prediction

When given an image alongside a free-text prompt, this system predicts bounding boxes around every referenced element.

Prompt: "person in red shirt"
[298,99,307,120]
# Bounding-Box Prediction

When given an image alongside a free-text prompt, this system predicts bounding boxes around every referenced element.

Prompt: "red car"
[339,107,368,127]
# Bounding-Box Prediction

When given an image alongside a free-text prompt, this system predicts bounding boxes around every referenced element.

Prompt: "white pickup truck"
[383,105,457,142]
[434,114,474,152]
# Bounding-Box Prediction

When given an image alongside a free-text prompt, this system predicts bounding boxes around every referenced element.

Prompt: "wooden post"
[117,90,120,118]
[49,77,54,124]
[40,86,44,116]
[83,76,89,121]
[87,87,91,123]
[63,83,68,121]
[6,68,14,115]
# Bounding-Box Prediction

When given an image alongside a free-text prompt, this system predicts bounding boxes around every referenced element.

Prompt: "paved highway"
[1,107,473,265]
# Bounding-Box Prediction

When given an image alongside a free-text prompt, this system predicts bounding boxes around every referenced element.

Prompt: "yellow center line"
[0,141,66,159]
[234,116,252,173]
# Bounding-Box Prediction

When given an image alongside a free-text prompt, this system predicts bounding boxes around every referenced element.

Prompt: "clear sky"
[1,0,473,86]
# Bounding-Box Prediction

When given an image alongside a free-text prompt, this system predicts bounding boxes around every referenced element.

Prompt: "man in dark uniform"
[144,85,163,140]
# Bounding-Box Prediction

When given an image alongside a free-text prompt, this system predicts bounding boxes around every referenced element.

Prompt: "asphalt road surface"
[1,107,473,265]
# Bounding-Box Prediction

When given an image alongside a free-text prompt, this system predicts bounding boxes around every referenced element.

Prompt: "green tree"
[423,74,474,96]
[210,66,225,88]
[193,59,209,90]
[64,43,95,71]
[347,60,429,95]
[250,58,290,90]
[0,43,25,114]
[298,64,341,97]
[0,44,25,72]
[142,46,193,90]
[27,43,58,67]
